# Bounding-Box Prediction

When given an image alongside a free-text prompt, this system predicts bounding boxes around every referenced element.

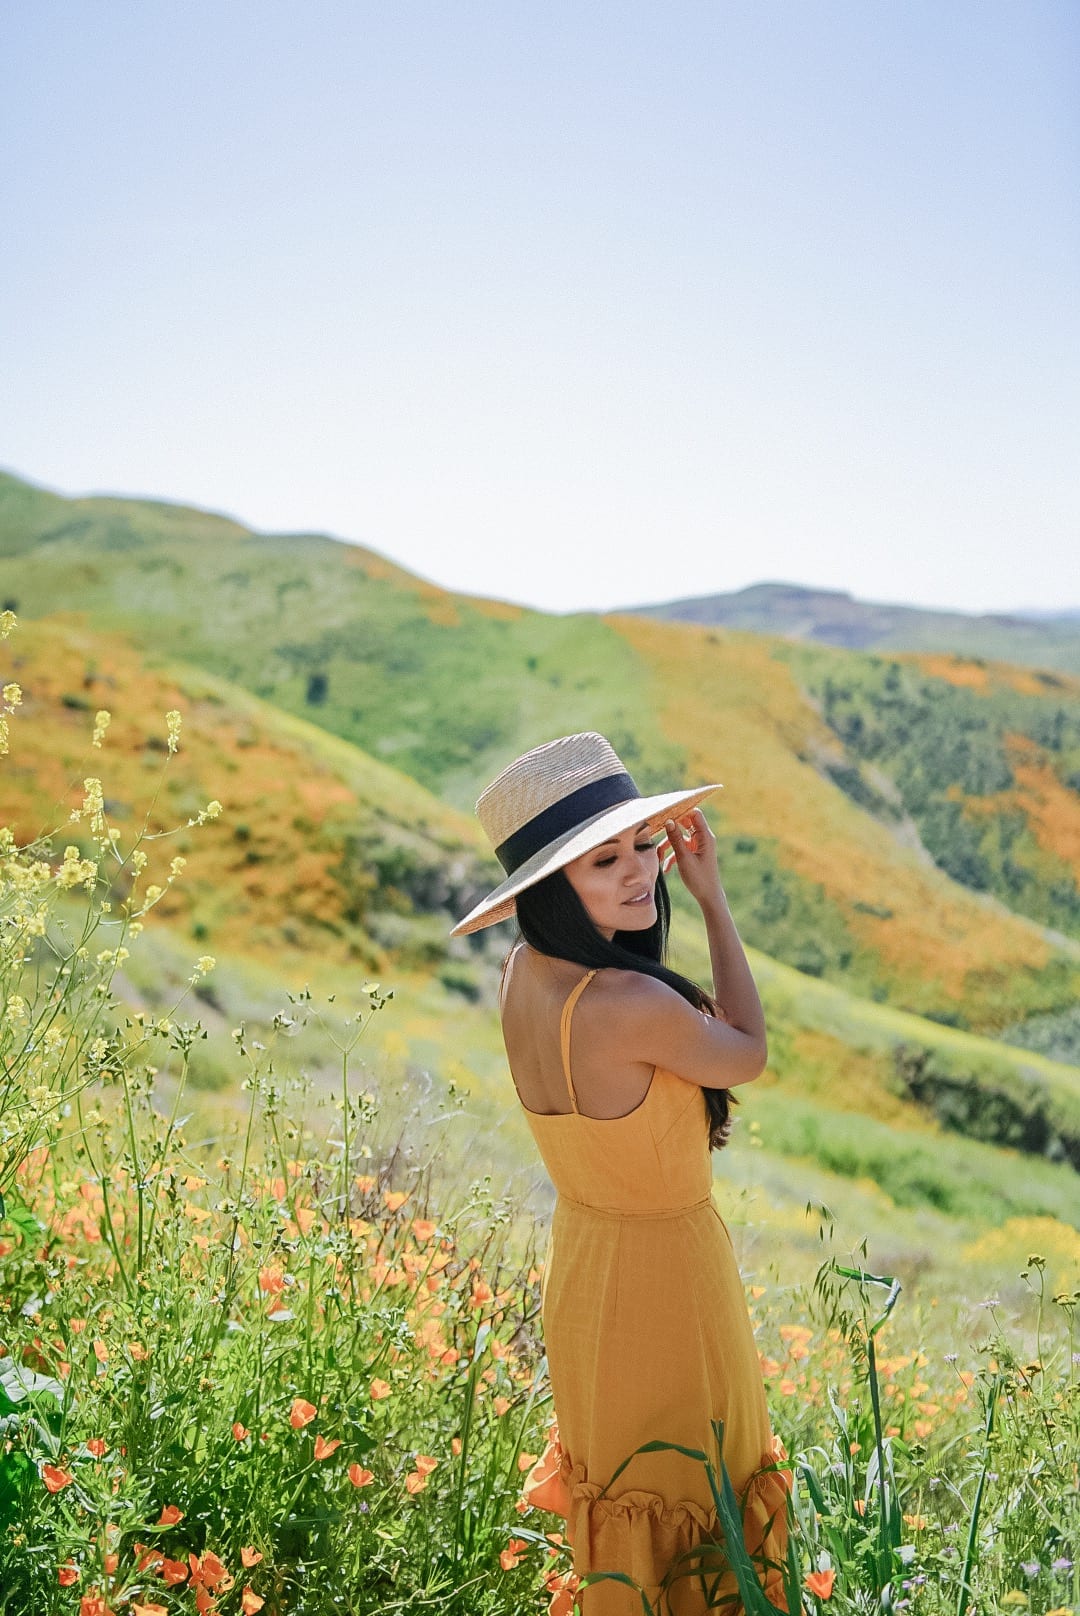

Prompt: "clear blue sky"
[2,2,1077,613]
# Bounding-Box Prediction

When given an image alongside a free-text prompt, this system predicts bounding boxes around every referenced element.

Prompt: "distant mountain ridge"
[626,582,1080,672]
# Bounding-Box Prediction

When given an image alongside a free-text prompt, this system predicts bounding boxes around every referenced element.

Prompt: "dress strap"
[559,970,597,1114]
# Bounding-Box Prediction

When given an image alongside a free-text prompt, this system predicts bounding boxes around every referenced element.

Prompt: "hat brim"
[450,783,722,937]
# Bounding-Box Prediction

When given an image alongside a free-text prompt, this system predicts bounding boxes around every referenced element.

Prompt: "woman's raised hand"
[660,809,724,910]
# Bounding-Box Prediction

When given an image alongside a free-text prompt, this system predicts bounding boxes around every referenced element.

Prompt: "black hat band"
[494,772,639,875]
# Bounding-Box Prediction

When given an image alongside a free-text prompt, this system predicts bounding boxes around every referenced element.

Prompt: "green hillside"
[2,605,1078,1267]
[0,614,498,972]
[3,467,1080,1039]
[775,639,1080,940]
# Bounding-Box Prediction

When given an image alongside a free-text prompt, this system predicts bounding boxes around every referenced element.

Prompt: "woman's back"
[500,945,712,1217]
[501,943,658,1119]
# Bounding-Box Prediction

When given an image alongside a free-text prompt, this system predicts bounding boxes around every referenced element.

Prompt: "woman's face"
[563,820,660,941]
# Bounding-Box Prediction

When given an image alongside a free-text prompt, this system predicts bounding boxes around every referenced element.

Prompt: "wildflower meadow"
[1,613,1078,1615]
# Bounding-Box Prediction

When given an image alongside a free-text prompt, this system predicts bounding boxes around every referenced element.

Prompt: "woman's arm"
[604,809,767,1089]
[664,810,767,1054]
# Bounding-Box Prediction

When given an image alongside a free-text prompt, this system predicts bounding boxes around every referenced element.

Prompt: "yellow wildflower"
[56,846,97,890]
[165,709,182,753]
[193,956,216,977]
[0,610,16,638]
[91,709,111,748]
[72,778,106,838]
[5,996,29,1027]
[2,682,22,707]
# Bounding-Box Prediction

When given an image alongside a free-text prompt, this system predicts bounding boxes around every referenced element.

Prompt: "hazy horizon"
[6,457,1078,623]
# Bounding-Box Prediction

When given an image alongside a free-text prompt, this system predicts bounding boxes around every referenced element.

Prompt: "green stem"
[956,1372,1001,1616]
[75,1090,132,1299]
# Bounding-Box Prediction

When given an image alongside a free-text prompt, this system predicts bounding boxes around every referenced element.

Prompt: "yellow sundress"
[516,970,790,1615]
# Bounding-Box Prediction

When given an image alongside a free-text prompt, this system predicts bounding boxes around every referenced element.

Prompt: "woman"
[452,732,790,1615]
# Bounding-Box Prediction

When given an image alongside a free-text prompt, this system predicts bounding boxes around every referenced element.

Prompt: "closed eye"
[594,841,656,867]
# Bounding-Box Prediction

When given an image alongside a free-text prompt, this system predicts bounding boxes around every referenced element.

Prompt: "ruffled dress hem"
[524,1430,792,1614]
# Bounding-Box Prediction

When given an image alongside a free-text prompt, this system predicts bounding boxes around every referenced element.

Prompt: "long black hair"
[513,866,735,1150]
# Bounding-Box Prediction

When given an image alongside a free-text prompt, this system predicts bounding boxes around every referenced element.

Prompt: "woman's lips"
[624,891,653,906]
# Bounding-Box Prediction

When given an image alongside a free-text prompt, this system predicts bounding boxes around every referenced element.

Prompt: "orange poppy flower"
[240,1547,263,1568]
[232,1422,249,1441]
[544,1569,581,1616]
[369,1378,391,1401]
[159,1558,189,1585]
[412,1219,436,1241]
[313,1435,341,1461]
[58,1565,78,1586]
[348,1465,375,1487]
[805,1570,836,1599]
[414,1455,438,1475]
[42,1464,73,1493]
[103,1553,118,1574]
[383,1190,408,1212]
[86,1438,107,1458]
[451,1437,462,1456]
[241,1587,264,1614]
[80,1598,112,1616]
[190,1551,229,1589]
[157,1505,184,1526]
[499,1538,528,1571]
[93,1339,109,1363]
[289,1398,317,1429]
[131,1604,168,1616]
[405,1471,427,1494]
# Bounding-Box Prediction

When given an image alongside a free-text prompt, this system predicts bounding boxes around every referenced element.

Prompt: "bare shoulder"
[592,967,668,998]
[589,968,691,1018]
[577,969,689,1072]
[589,965,765,1090]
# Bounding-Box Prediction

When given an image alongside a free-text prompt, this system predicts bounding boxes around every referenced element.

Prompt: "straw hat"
[450,731,721,936]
